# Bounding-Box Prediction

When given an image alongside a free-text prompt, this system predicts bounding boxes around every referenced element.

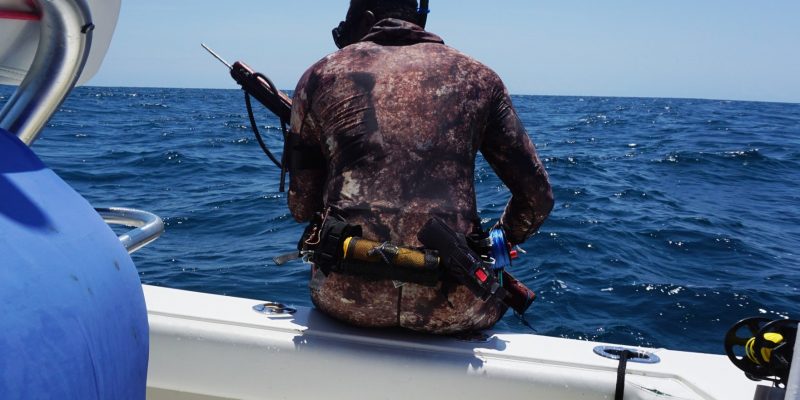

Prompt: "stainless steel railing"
[0,0,94,145]
[96,207,164,254]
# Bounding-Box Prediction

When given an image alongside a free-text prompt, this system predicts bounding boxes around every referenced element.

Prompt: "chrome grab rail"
[96,207,164,254]
[0,0,94,145]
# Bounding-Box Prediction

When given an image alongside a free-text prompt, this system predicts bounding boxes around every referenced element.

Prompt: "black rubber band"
[245,92,283,170]
[615,350,634,400]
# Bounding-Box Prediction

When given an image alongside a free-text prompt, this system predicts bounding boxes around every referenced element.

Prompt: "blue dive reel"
[489,227,513,271]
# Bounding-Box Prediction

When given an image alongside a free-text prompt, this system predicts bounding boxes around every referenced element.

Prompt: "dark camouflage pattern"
[288,19,553,334]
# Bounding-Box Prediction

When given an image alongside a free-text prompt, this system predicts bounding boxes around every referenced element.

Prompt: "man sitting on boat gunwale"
[287,0,553,334]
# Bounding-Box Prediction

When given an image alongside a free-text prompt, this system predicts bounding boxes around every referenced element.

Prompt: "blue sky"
[90,0,800,103]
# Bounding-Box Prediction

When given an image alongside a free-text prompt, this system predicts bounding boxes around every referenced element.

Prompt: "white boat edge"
[143,284,764,400]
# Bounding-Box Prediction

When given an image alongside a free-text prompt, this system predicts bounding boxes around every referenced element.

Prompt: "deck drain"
[593,346,660,364]
[253,302,297,316]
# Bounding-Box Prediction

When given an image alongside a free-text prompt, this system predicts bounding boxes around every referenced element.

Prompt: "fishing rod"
[202,44,292,191]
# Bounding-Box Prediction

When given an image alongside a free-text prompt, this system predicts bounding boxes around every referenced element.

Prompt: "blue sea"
[3,86,798,354]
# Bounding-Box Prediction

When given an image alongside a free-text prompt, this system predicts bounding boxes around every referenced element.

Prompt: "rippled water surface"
[3,86,798,354]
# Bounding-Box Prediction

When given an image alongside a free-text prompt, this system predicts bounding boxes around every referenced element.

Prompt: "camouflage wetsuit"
[288,19,553,334]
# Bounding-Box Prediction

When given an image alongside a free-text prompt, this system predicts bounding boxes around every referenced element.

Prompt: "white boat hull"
[143,284,762,400]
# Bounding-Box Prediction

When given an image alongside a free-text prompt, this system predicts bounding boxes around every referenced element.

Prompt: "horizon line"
[1,84,799,106]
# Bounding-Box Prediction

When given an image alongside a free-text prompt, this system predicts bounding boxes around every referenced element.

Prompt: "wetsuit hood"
[360,18,444,46]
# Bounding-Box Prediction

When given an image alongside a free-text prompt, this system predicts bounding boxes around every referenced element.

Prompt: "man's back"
[291,19,540,242]
[289,18,552,334]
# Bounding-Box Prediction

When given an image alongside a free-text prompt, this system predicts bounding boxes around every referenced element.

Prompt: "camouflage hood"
[360,18,444,46]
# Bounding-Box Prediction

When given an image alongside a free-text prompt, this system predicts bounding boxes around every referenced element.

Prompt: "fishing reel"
[724,317,798,386]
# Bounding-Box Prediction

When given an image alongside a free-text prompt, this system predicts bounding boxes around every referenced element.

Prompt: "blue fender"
[0,129,148,399]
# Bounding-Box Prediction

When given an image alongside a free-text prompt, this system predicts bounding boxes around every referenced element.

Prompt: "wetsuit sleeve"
[287,68,326,222]
[480,82,554,245]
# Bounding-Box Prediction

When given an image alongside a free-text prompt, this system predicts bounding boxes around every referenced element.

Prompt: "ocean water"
[2,86,798,354]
